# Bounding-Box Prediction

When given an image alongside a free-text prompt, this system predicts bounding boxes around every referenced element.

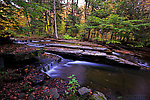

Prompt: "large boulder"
[78,87,91,96]
[92,91,107,100]
[49,88,60,99]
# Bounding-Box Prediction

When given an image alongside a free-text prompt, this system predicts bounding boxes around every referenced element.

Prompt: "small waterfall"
[41,52,63,76]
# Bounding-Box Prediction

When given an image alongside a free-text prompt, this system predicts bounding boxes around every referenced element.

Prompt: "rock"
[106,55,139,67]
[82,50,107,56]
[78,87,91,96]
[92,91,107,100]
[49,88,60,99]
[93,47,108,51]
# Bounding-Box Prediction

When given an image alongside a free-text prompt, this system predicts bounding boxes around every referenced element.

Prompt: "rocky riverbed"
[1,38,150,100]
[11,37,150,69]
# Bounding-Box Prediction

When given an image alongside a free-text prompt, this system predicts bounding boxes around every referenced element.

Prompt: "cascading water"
[13,39,150,99]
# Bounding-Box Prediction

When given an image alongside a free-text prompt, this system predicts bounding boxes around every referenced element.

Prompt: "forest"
[0,0,150,100]
[1,0,150,46]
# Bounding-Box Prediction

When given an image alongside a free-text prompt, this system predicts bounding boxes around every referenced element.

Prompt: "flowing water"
[13,39,150,100]
[43,58,150,99]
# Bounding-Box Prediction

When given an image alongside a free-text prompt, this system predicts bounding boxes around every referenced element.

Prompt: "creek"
[13,39,150,99]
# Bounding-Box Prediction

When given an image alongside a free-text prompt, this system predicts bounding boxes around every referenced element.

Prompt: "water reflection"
[45,60,150,99]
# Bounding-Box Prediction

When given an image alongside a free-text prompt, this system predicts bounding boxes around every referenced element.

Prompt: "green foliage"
[86,13,146,42]
[79,0,150,45]
[63,34,78,40]
[66,74,80,96]
[117,96,123,99]
[0,71,8,76]
[106,40,121,44]
[75,23,87,33]
[58,21,66,34]
[25,34,30,37]
[75,23,88,40]
[65,5,83,36]
[0,71,8,80]
[127,41,144,48]
[115,0,149,20]
[1,0,149,45]
[93,37,100,41]
[146,42,150,47]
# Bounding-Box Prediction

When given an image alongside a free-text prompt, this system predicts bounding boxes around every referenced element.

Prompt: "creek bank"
[0,53,67,99]
[44,46,140,69]
[0,52,108,100]
[1,38,148,99]
[0,41,108,99]
[10,38,150,69]
[0,43,42,68]
[44,46,148,69]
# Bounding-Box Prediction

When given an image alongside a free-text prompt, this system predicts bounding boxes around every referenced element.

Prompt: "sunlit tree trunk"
[54,0,58,39]
[65,0,69,33]
[49,10,52,36]
[45,12,50,35]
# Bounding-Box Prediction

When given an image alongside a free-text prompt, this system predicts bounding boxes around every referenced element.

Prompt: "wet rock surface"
[78,87,91,95]
[7,38,150,69]
[44,45,148,69]
[92,91,107,100]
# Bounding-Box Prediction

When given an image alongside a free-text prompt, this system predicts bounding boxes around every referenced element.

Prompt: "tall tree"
[85,0,88,20]
[53,0,58,39]
[72,0,74,16]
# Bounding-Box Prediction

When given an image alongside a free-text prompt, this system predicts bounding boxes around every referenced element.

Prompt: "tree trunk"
[45,12,50,36]
[88,29,91,40]
[49,10,52,36]
[111,32,114,40]
[72,0,74,16]
[77,0,78,7]
[65,0,69,33]
[54,0,58,39]
[85,0,87,20]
